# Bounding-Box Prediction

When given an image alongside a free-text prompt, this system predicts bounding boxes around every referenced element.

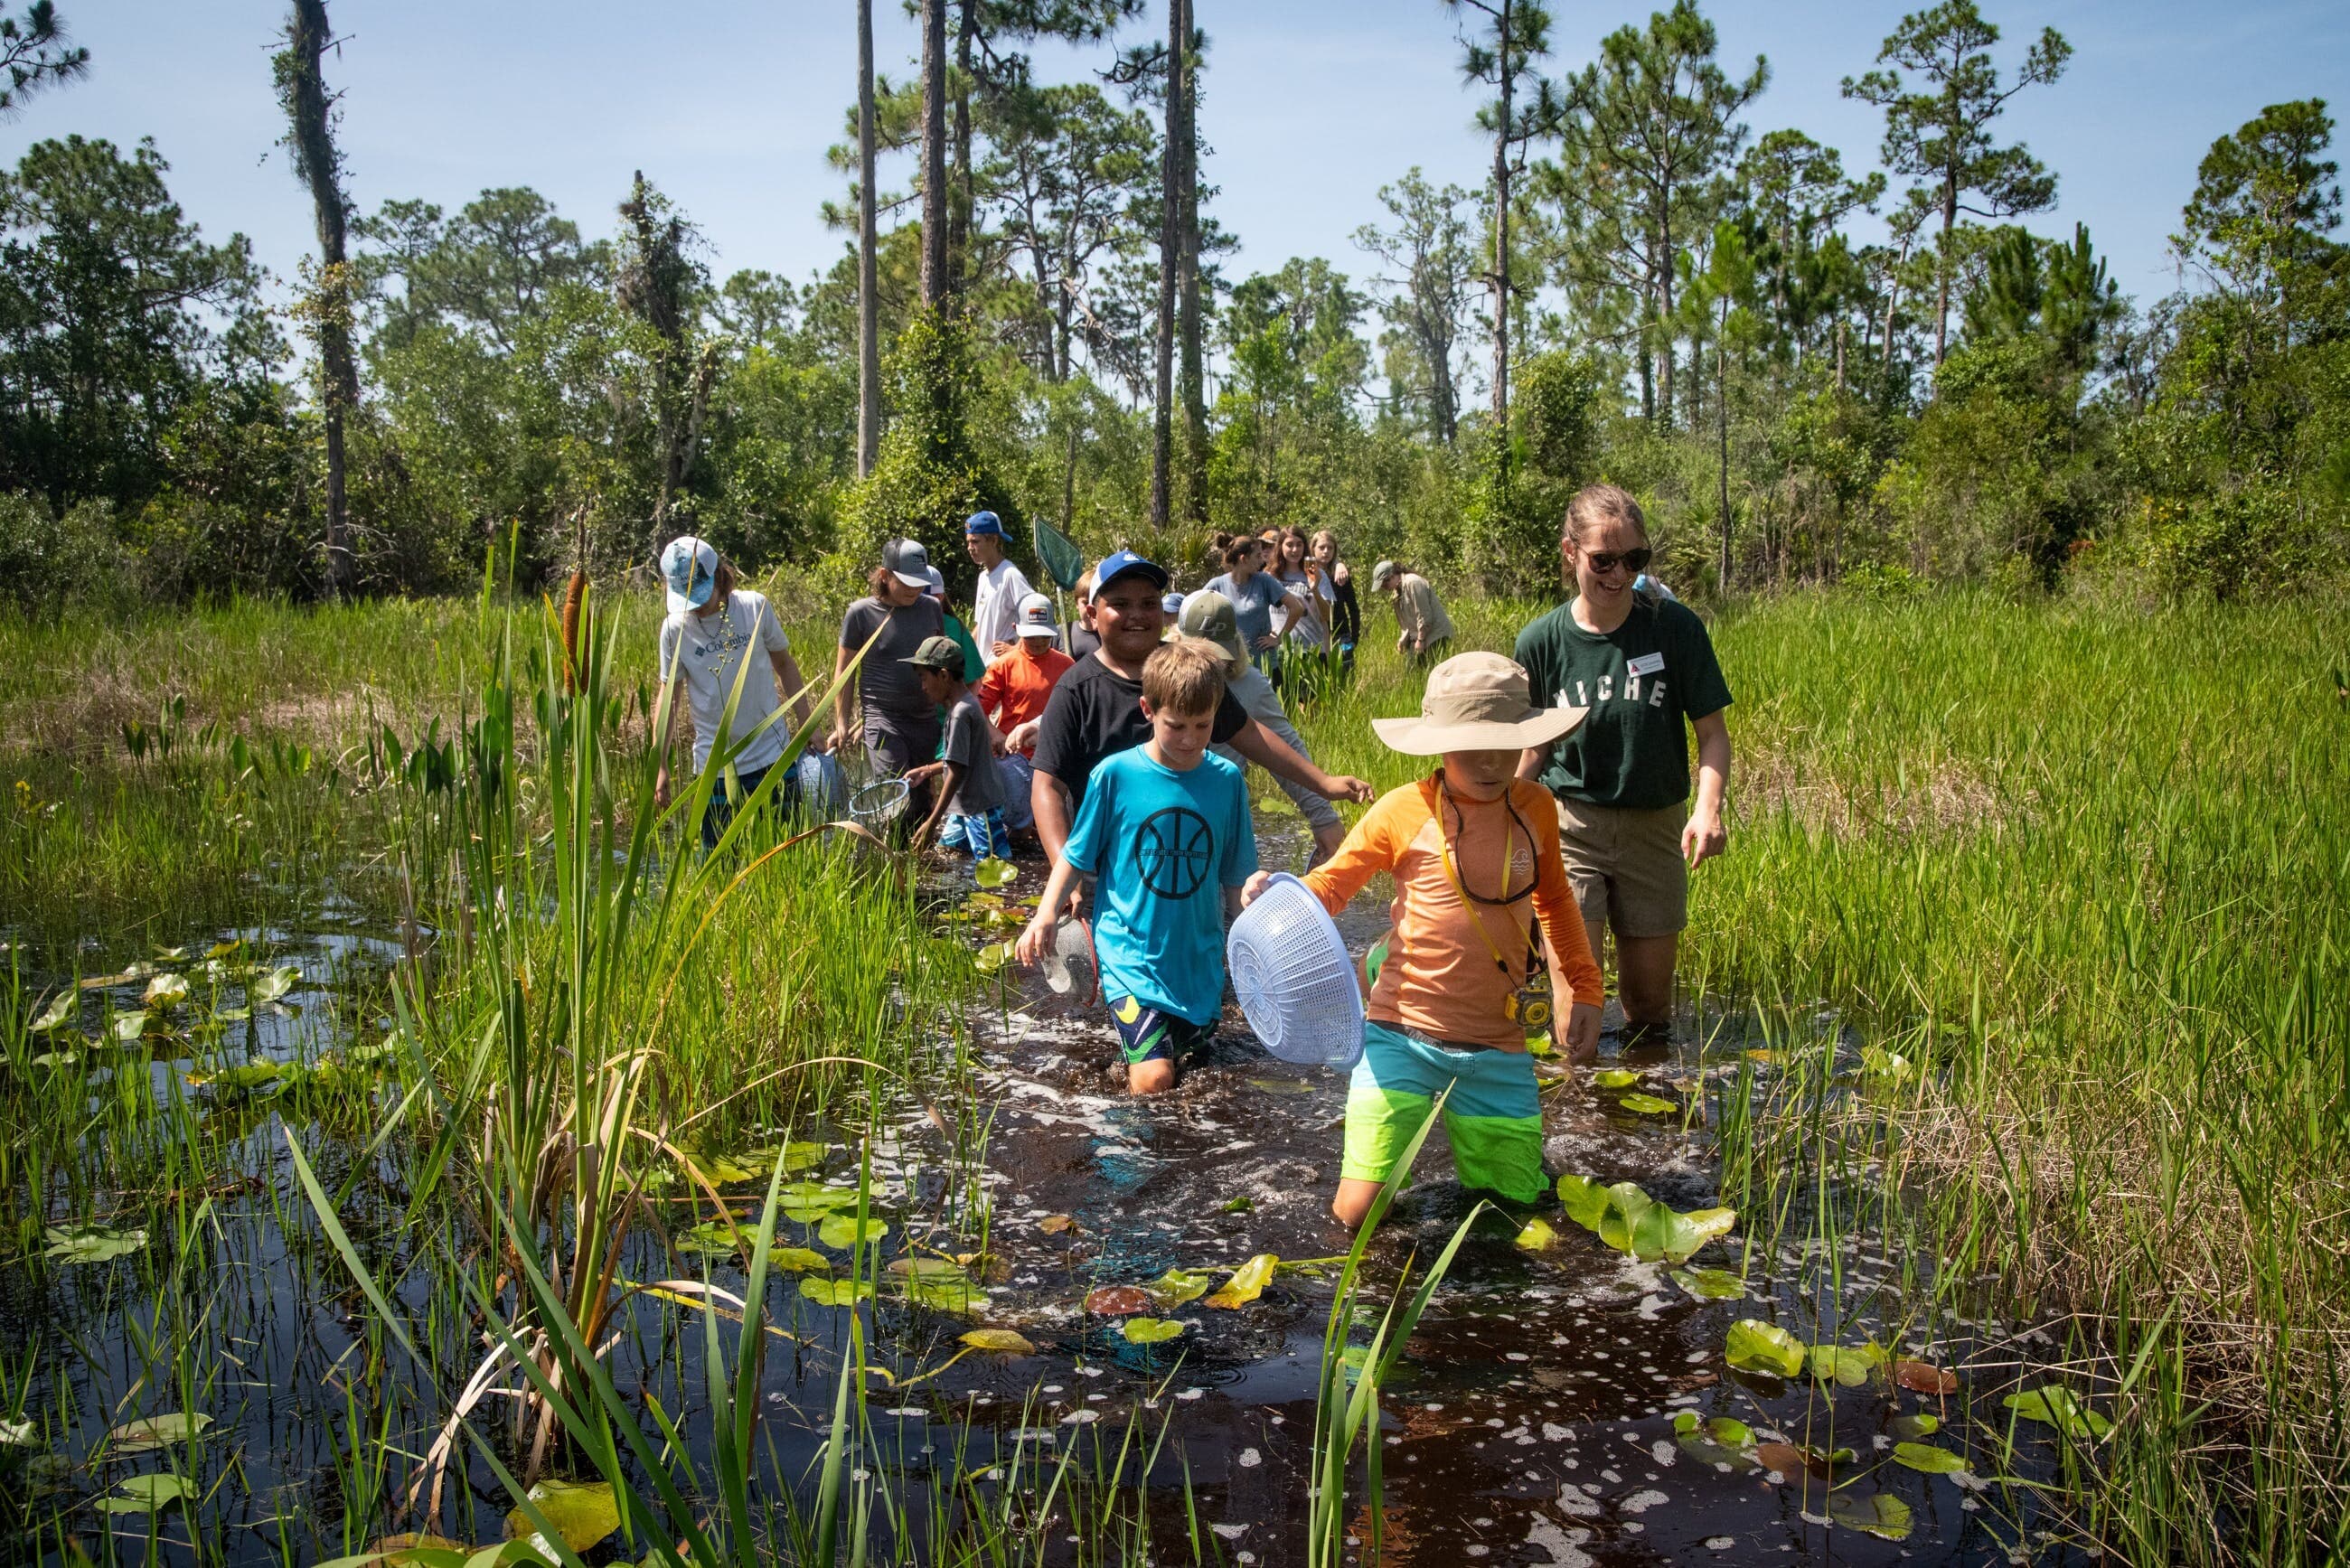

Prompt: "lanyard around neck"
[1434,778,1527,984]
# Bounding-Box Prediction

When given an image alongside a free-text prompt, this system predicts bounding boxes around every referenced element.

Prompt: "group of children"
[660,522,1614,1230]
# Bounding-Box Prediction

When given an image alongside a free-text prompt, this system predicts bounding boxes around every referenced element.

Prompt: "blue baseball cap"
[1094,549,1169,594]
[660,535,719,612]
[964,510,1003,537]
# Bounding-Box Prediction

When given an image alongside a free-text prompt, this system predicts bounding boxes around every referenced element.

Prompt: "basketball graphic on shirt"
[1134,806,1214,898]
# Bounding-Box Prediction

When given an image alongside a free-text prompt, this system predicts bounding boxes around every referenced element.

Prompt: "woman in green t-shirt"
[1512,484,1733,1044]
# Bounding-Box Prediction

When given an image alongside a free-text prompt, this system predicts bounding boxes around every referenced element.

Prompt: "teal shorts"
[1341,1019,1547,1204]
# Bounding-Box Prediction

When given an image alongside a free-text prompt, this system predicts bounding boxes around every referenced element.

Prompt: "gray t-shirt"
[840,596,946,737]
[1204,571,1296,653]
[940,690,1002,816]
[1276,568,1332,648]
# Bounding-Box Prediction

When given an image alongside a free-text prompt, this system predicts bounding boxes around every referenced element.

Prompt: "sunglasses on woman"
[1581,548,1652,576]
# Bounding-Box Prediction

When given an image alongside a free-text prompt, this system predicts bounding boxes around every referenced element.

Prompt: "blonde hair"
[1142,640,1227,717]
[1564,484,1664,605]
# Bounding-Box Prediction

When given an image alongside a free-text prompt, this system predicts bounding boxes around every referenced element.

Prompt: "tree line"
[0,0,2344,615]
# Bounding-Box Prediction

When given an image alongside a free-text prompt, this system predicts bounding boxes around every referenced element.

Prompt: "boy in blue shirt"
[1016,641,1256,1094]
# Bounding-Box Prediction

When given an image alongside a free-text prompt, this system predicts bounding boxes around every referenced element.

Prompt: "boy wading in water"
[901,636,1008,859]
[1243,653,1604,1227]
[1017,642,1256,1095]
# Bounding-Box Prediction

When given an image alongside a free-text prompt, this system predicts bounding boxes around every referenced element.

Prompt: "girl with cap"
[1239,652,1604,1227]
[1513,484,1731,1044]
[832,538,949,784]
[654,536,823,849]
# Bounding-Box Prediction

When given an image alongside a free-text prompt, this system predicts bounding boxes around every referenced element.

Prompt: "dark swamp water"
[0,819,2104,1566]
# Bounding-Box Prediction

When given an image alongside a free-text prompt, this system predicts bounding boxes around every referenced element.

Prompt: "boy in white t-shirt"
[964,511,1034,659]
[653,536,822,848]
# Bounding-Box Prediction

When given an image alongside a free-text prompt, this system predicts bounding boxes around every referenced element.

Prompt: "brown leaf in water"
[1039,1214,1077,1235]
[1895,1359,1959,1394]
[1754,1442,1834,1480]
[1084,1285,1151,1316]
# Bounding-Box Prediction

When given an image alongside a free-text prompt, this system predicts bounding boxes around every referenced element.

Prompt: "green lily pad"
[961,1328,1036,1355]
[2005,1385,2112,1441]
[684,1150,758,1185]
[1670,1267,1747,1300]
[1556,1175,1734,1265]
[1809,1341,1886,1388]
[142,973,190,1008]
[973,858,1019,889]
[1204,1253,1279,1310]
[1220,1195,1254,1214]
[1617,1092,1678,1115]
[108,1413,212,1452]
[1671,1410,1758,1468]
[1725,1319,1807,1378]
[29,1051,77,1070]
[1591,1068,1640,1089]
[777,1141,828,1172]
[1142,1268,1216,1308]
[1890,1413,1941,1441]
[110,1010,150,1042]
[503,1477,621,1554]
[1514,1217,1557,1252]
[1826,1490,1913,1541]
[1122,1317,1186,1344]
[973,942,1017,973]
[817,1214,889,1250]
[1892,1440,1970,1475]
[95,1471,194,1514]
[43,1224,146,1264]
[250,965,300,1004]
[776,1182,859,1223]
[27,991,74,1033]
[800,1276,874,1307]
[675,1222,747,1256]
[0,1418,33,1445]
[1859,1044,1916,1083]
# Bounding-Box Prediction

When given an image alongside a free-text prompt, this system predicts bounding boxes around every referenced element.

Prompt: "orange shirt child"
[1300,773,1602,1051]
[974,643,1074,756]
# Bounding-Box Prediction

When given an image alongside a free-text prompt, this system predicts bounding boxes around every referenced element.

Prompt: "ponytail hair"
[1564,484,1664,607]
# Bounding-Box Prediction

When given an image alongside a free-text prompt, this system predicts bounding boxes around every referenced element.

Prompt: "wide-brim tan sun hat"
[1370,651,1588,756]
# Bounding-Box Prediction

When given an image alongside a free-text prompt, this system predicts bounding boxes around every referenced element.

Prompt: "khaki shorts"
[1555,796,1689,944]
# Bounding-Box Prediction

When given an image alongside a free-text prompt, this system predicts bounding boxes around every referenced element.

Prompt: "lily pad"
[2004,1385,2112,1441]
[675,1221,753,1256]
[143,973,191,1008]
[1809,1341,1886,1388]
[1858,1044,1916,1084]
[1514,1217,1557,1252]
[110,1010,150,1042]
[1895,1358,1959,1394]
[42,1224,146,1264]
[1084,1285,1152,1317]
[0,1418,33,1445]
[27,991,74,1033]
[1204,1253,1279,1310]
[249,965,300,1004]
[1617,1092,1678,1115]
[1892,1440,1970,1475]
[973,858,1019,889]
[1038,1214,1077,1235]
[1142,1268,1216,1308]
[961,1328,1035,1355]
[1121,1317,1186,1344]
[1826,1490,1914,1541]
[1890,1413,1942,1441]
[1725,1319,1807,1378]
[685,1150,758,1185]
[1670,1267,1747,1300]
[777,1181,859,1222]
[973,942,1017,973]
[503,1478,621,1554]
[889,1257,980,1313]
[29,1051,78,1071]
[1591,1068,1640,1089]
[800,1277,874,1307]
[108,1413,212,1452]
[95,1471,194,1514]
[1556,1175,1734,1265]
[816,1214,889,1250]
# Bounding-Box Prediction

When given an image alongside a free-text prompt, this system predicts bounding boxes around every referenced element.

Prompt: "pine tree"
[274,0,356,596]
[0,3,88,117]
[857,0,881,476]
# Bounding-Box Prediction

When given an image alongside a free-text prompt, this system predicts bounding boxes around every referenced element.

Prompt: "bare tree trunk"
[1489,0,1511,497]
[1932,174,1956,371]
[919,0,948,308]
[1149,0,1180,530]
[1175,0,1208,525]
[1716,315,1731,590]
[285,0,354,597]
[856,0,881,477]
[948,0,973,296]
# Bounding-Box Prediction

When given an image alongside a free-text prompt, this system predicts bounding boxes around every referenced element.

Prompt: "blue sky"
[5,0,2345,318]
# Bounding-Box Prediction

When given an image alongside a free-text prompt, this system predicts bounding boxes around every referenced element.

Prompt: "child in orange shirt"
[976,592,1075,839]
[1241,653,1604,1226]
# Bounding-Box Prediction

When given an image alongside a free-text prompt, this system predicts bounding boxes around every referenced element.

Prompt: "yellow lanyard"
[1434,782,1526,986]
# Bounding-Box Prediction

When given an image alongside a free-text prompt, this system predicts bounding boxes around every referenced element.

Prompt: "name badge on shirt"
[1626,652,1666,677]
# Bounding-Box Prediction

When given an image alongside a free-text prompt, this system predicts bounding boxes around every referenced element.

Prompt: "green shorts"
[1341,1019,1547,1204]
